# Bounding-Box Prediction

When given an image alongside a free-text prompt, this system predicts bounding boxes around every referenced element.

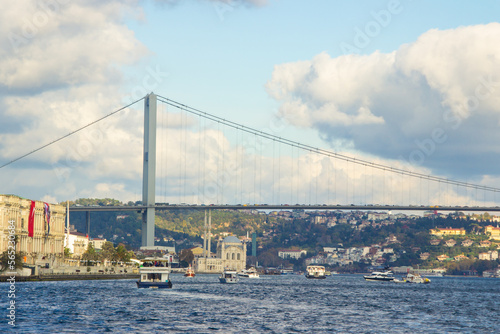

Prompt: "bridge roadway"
[68,204,500,212]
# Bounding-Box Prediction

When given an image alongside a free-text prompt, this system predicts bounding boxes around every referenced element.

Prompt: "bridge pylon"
[142,93,157,247]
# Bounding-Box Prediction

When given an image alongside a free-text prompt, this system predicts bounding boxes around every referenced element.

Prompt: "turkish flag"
[28,200,35,237]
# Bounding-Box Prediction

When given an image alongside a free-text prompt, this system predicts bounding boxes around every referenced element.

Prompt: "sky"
[1,0,500,207]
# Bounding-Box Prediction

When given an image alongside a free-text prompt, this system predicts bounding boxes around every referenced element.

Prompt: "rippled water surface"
[3,274,499,333]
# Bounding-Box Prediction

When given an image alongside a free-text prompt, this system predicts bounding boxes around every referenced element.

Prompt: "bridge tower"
[142,93,157,247]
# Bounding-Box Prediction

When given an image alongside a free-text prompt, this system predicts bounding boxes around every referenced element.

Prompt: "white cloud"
[0,2,497,209]
[266,23,500,180]
[0,1,149,203]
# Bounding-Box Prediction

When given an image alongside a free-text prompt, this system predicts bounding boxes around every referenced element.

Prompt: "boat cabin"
[137,257,172,289]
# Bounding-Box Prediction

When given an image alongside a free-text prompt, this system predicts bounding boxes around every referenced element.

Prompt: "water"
[3,274,499,333]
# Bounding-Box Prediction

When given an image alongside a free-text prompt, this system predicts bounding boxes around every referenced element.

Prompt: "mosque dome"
[223,236,241,244]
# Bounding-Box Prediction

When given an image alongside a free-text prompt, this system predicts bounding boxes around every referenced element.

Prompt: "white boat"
[305,265,327,279]
[136,257,172,289]
[184,265,195,278]
[363,269,395,282]
[219,269,239,283]
[238,267,259,278]
[404,272,431,284]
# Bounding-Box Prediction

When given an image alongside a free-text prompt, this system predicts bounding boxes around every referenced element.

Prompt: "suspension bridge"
[4,93,500,247]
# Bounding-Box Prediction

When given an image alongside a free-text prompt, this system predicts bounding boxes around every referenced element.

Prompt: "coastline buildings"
[278,249,307,260]
[0,195,66,267]
[65,231,89,257]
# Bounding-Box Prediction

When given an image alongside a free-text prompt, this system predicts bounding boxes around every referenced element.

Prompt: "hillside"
[64,199,500,274]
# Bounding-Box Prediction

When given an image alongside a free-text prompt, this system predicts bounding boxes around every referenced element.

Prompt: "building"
[420,252,430,260]
[188,246,204,257]
[462,239,473,247]
[485,225,500,240]
[0,195,66,267]
[195,236,246,273]
[479,240,492,248]
[65,231,89,257]
[89,238,107,250]
[430,239,442,245]
[454,254,468,261]
[445,239,457,247]
[430,227,466,236]
[478,250,498,261]
[437,254,449,261]
[278,249,307,260]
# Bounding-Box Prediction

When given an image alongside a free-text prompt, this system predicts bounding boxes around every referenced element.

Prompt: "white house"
[278,249,307,260]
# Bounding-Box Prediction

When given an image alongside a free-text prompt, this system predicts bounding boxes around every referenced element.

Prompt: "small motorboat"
[405,272,431,284]
[219,269,239,283]
[184,265,195,278]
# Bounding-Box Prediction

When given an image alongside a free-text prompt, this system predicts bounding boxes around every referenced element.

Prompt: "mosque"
[194,235,247,273]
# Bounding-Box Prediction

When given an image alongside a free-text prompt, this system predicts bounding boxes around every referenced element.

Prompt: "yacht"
[219,269,239,283]
[363,269,395,282]
[305,265,327,279]
[238,267,259,278]
[136,257,172,289]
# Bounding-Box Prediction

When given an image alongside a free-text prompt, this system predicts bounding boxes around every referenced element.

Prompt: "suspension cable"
[0,97,145,169]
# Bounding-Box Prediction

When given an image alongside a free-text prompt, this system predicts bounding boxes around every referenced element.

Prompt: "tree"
[101,241,117,262]
[82,244,99,265]
[0,251,24,272]
[179,249,194,267]
[115,243,133,262]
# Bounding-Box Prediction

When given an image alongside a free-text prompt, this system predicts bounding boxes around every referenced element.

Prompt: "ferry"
[238,267,259,278]
[305,265,327,279]
[136,257,172,289]
[184,265,195,278]
[219,269,239,283]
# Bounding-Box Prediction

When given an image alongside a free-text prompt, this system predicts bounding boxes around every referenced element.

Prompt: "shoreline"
[0,273,139,282]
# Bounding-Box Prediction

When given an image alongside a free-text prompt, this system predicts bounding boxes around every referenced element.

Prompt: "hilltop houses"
[430,227,466,236]
[485,225,500,240]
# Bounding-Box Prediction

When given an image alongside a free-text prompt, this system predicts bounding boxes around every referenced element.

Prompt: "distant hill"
[64,198,500,274]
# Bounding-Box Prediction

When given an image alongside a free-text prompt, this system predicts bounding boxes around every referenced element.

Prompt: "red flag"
[28,200,35,237]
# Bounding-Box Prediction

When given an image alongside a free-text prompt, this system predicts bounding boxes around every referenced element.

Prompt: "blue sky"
[1,0,500,206]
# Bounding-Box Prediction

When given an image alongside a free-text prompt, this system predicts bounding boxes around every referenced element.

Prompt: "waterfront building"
[90,237,107,250]
[278,249,307,260]
[195,235,246,273]
[65,231,89,257]
[0,194,66,267]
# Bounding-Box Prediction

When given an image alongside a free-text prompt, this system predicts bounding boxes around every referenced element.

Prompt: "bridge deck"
[68,204,500,212]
